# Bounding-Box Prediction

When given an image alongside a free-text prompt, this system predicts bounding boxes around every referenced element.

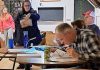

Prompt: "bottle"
[23,31,28,48]
[8,29,14,49]
[8,38,14,49]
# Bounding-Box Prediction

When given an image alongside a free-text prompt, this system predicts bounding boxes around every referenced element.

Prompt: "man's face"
[85,16,94,25]
[24,2,31,12]
[55,30,76,46]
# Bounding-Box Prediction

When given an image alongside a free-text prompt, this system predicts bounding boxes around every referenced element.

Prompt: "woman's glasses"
[24,5,30,7]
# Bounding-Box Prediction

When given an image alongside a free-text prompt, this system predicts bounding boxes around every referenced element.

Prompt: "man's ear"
[65,29,76,40]
[66,29,74,34]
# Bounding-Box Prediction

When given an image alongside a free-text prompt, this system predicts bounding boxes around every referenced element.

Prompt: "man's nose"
[59,44,64,46]
[60,41,64,45]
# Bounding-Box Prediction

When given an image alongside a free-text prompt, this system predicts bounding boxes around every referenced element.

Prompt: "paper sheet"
[49,57,78,62]
[50,49,69,58]
[17,53,41,58]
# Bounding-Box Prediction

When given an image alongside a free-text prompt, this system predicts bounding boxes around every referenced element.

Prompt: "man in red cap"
[83,10,100,37]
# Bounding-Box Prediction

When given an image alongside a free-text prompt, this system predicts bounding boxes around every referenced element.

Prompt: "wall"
[31,0,74,32]
[95,8,100,28]
[31,0,74,23]
[38,21,62,32]
[64,0,74,23]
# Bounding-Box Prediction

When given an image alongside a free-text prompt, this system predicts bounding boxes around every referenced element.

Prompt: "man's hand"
[50,47,57,53]
[53,38,63,46]
[65,47,79,58]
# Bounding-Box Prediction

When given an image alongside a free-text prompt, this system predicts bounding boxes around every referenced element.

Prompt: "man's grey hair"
[55,23,72,34]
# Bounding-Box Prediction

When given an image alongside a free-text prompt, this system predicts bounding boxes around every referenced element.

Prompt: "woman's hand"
[1,31,4,34]
[12,29,15,33]
[1,32,4,34]
[23,13,31,20]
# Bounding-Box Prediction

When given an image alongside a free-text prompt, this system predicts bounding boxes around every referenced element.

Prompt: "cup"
[23,31,28,48]
[8,39,14,49]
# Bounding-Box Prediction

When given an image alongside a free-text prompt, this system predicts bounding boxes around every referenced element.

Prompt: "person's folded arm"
[30,11,40,21]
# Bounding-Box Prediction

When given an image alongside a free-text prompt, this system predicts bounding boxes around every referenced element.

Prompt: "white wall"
[38,21,63,32]
[31,0,74,32]
[64,0,74,23]
[95,8,100,28]
[31,0,74,23]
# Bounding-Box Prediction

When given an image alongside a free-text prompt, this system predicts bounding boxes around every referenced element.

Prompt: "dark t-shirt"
[88,24,100,36]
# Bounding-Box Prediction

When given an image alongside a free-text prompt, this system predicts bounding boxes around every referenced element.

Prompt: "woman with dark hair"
[14,0,42,46]
[14,0,42,69]
[71,19,86,29]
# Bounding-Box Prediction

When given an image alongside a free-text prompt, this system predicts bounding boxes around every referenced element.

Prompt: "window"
[38,7,63,21]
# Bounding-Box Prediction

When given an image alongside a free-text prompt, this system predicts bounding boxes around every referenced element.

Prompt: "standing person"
[55,23,100,69]
[0,7,15,47]
[14,0,42,69]
[83,10,100,36]
[14,0,42,46]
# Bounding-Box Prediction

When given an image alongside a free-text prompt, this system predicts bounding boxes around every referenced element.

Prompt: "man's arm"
[65,46,80,58]
[82,31,100,59]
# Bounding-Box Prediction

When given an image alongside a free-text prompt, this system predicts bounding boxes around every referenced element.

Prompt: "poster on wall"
[40,0,61,2]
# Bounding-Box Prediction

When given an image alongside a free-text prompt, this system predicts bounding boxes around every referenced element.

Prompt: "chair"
[40,31,57,46]
[0,53,17,70]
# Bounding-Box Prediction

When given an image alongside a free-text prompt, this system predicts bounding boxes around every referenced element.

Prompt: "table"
[1,47,85,70]
[0,46,24,54]
[10,55,85,70]
[0,53,17,70]
[40,68,90,70]
[0,47,8,54]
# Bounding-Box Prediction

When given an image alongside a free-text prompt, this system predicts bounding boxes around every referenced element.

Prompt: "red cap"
[83,10,95,17]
